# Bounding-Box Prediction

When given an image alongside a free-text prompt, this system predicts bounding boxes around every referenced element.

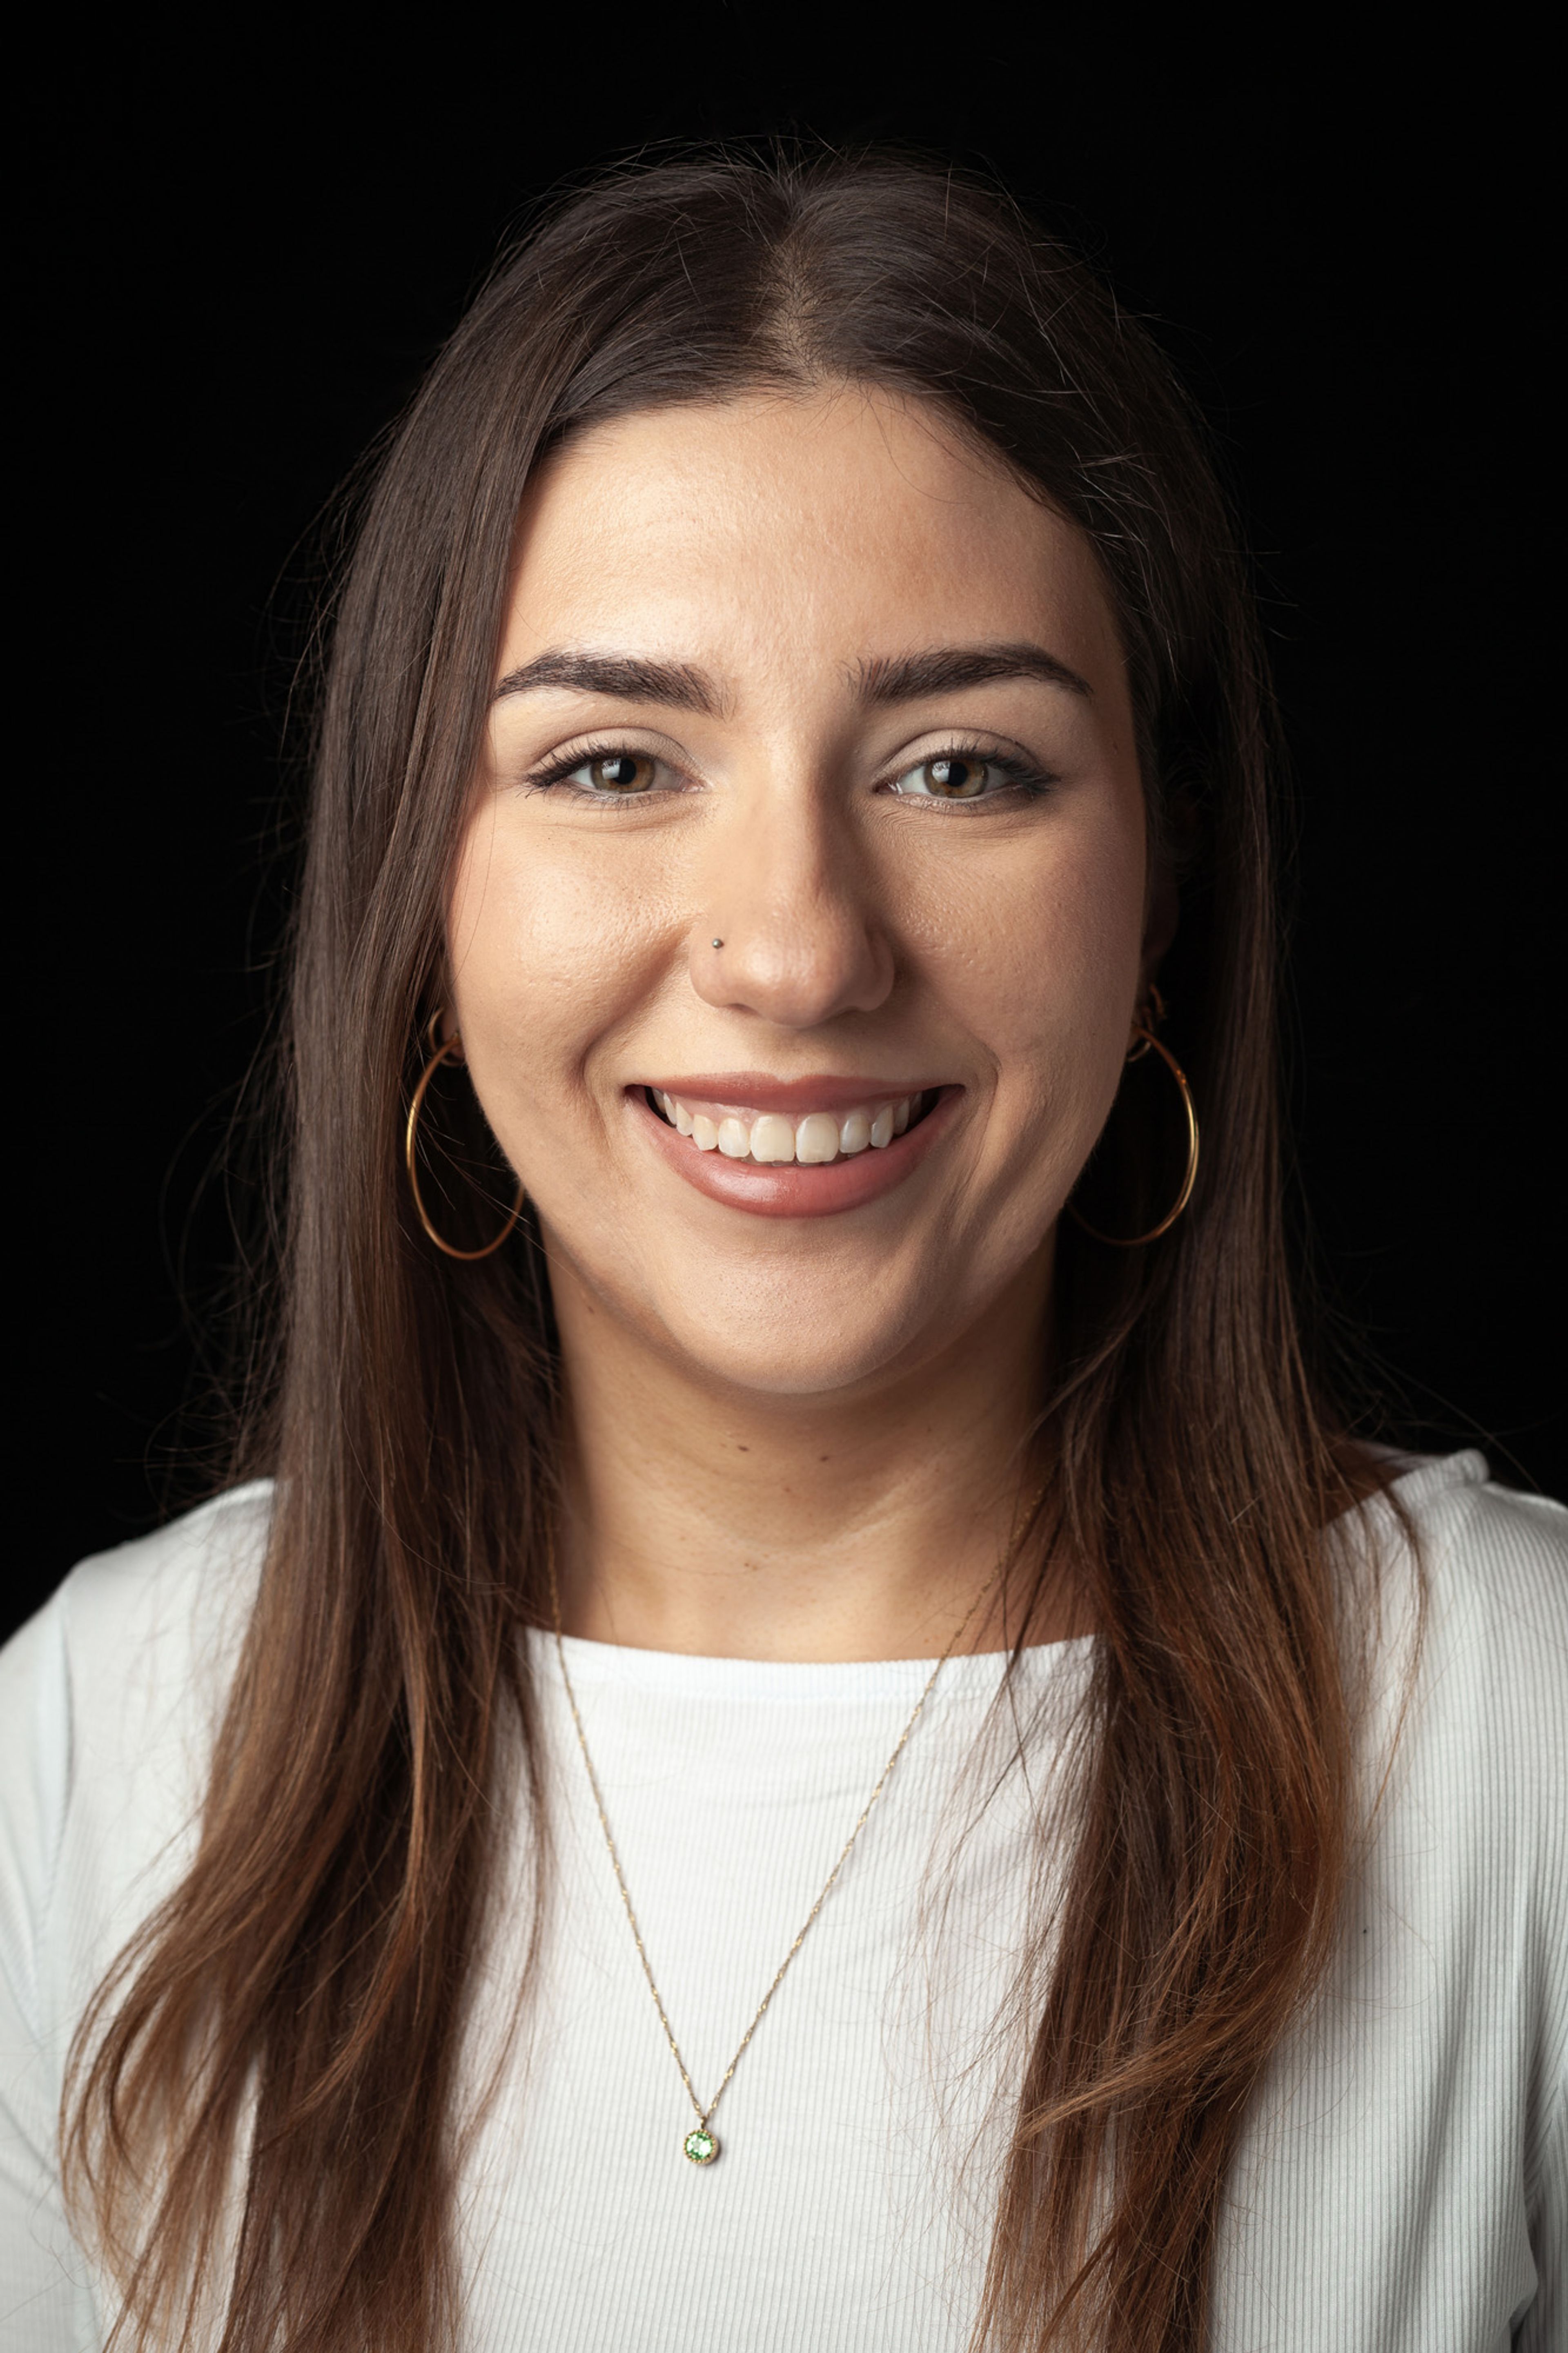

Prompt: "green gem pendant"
[683,2127,718,2166]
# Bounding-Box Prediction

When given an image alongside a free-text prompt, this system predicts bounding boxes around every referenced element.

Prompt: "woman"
[1,151,1561,2353]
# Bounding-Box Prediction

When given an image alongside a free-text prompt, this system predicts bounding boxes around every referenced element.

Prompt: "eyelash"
[891,748,1056,807]
[523,739,671,802]
[522,739,1058,808]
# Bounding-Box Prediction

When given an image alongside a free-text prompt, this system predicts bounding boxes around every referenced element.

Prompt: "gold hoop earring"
[405,1012,525,1261]
[1068,1003,1199,1248]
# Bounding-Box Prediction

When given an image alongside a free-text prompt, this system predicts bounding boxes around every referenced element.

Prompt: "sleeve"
[1517,2074,1565,2352]
[0,1596,93,2351]
[1477,1482,1568,2353]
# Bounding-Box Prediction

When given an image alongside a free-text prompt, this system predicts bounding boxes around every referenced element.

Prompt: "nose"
[690,774,894,1028]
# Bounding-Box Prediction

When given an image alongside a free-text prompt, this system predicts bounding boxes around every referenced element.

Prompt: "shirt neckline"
[527,1449,1488,1700]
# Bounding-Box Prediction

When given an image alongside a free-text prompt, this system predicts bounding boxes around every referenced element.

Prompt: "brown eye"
[586,754,657,793]
[912,756,990,798]
[927,757,986,796]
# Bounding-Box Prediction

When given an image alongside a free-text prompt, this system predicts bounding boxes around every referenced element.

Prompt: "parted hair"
[65,147,1389,2351]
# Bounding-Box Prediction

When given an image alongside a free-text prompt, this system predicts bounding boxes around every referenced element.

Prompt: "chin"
[648,1289,948,1401]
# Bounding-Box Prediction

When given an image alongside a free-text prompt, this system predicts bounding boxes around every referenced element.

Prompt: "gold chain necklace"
[548,1527,1020,2169]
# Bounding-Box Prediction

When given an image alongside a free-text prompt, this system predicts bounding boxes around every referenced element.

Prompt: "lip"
[630,1082,960,1219]
[638,1072,936,1116]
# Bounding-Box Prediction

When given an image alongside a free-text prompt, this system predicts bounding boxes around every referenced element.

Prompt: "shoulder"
[1341,1450,1568,1851]
[1346,1451,1568,2117]
[1,1480,274,1755]
[1219,1457,1567,2345]
[0,1484,273,2034]
[1359,1448,1568,1729]
[1393,1442,1568,1594]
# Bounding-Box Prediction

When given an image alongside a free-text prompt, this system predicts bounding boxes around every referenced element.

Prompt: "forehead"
[503,386,1125,692]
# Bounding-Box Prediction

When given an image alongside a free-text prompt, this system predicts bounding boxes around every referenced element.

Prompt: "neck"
[547,1249,1074,1662]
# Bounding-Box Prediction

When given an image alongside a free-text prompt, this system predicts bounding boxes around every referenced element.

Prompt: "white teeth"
[656,1091,927,1162]
[751,1113,796,1163]
[795,1112,840,1164]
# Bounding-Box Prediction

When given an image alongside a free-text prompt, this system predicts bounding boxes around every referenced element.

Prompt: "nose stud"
[711,937,724,949]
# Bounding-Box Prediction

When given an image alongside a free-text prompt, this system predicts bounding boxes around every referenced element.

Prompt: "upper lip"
[634,1073,950,1114]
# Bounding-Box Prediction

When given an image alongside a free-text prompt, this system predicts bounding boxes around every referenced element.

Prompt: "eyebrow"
[492,651,724,714]
[490,638,1092,714]
[855,642,1093,702]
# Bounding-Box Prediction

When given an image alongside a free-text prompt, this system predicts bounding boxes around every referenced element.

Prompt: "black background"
[18,16,1561,1644]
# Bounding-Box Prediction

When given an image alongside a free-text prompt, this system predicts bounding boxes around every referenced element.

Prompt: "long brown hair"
[66,149,1386,2350]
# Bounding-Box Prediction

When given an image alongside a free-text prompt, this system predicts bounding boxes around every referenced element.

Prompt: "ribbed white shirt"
[1,1452,1564,2350]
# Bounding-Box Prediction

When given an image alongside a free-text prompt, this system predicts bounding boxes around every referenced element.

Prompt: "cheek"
[1022,860,1144,1072]
[931,830,1148,1257]
[913,817,1145,1094]
[445,813,663,1115]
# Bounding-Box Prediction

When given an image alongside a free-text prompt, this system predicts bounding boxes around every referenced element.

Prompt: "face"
[448,385,1159,1401]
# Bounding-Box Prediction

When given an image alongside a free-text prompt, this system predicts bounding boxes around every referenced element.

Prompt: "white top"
[1,1452,1564,2351]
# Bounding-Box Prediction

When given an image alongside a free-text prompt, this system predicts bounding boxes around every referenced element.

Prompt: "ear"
[420,969,465,1060]
[426,954,459,1043]
[1141,858,1179,987]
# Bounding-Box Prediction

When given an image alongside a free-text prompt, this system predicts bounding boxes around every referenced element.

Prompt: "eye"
[575,752,659,794]
[523,741,693,807]
[889,752,1039,801]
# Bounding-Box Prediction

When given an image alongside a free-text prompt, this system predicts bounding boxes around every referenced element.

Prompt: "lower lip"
[631,1088,958,1218]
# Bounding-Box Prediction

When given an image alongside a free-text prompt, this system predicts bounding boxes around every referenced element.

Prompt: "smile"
[646,1087,936,1164]
[630,1078,956,1218]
